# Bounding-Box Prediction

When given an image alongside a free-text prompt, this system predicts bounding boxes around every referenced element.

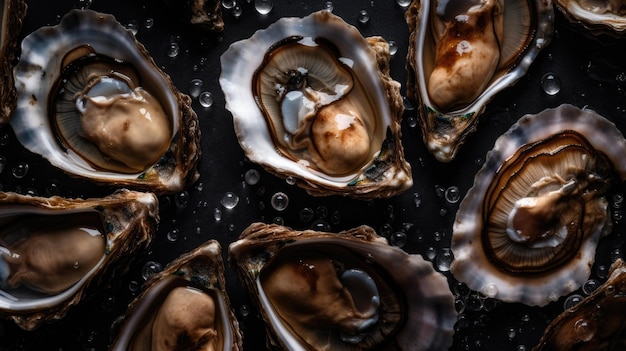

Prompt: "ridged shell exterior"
[0,0,27,126]
[228,222,457,351]
[0,189,158,330]
[555,0,626,36]
[451,104,626,306]
[219,11,412,199]
[10,9,200,195]
[110,240,243,351]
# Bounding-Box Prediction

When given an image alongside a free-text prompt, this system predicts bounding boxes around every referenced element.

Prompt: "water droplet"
[466,293,483,311]
[482,283,498,298]
[388,40,398,56]
[574,319,595,342]
[73,261,80,269]
[434,185,445,198]
[434,231,444,241]
[285,176,296,185]
[12,162,29,179]
[167,41,180,58]
[506,327,517,340]
[273,216,284,225]
[128,280,140,292]
[271,192,289,211]
[583,279,600,295]
[396,0,411,7]
[316,206,329,218]
[564,294,584,310]
[426,246,437,260]
[541,72,561,95]
[244,169,261,185]
[379,223,393,237]
[189,79,203,98]
[254,0,274,14]
[299,207,314,223]
[199,91,214,107]
[390,232,407,248]
[310,219,331,231]
[407,116,418,128]
[413,192,422,208]
[222,0,236,8]
[141,261,162,281]
[239,304,250,317]
[596,264,608,279]
[516,345,527,351]
[439,208,448,216]
[454,282,471,297]
[445,186,461,204]
[521,314,531,322]
[357,9,370,24]
[75,0,92,9]
[126,20,139,35]
[167,228,179,242]
[144,18,154,29]
[213,208,223,221]
[221,192,240,209]
[175,191,189,210]
[612,194,624,208]
[232,6,243,18]
[436,248,453,271]
[324,1,334,12]
[330,210,341,225]
[611,248,623,262]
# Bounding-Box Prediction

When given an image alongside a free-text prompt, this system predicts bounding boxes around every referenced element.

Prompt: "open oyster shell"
[220,11,412,199]
[405,0,554,162]
[0,189,158,330]
[451,104,626,306]
[229,222,457,351]
[110,240,242,351]
[0,0,27,126]
[10,9,200,195]
[555,0,626,36]
[532,259,626,351]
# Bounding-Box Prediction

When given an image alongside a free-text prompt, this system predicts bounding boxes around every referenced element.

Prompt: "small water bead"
[482,283,498,298]
[613,210,623,221]
[564,294,584,310]
[175,191,190,210]
[316,206,329,219]
[273,217,284,225]
[141,261,163,281]
[583,279,600,295]
[126,20,139,35]
[128,280,140,293]
[433,231,444,242]
[222,0,236,8]
[434,185,445,198]
[541,72,561,96]
[612,194,624,208]
[573,319,595,342]
[324,1,334,12]
[221,192,240,209]
[199,91,214,107]
[445,186,461,204]
[167,41,180,58]
[596,264,609,279]
[299,207,315,223]
[11,162,29,179]
[436,248,453,272]
[407,116,418,128]
[611,248,623,262]
[466,293,484,312]
[166,228,179,242]
[426,246,437,260]
[357,9,370,24]
[73,261,80,269]
[506,327,517,340]
[244,169,260,185]
[189,79,203,98]
[100,295,116,312]
[254,0,274,14]
[270,192,289,211]
[213,208,223,221]
[232,6,243,18]
[413,192,422,208]
[330,210,341,225]
[455,298,465,313]
[521,314,531,322]
[390,232,407,248]
[454,281,471,297]
[455,314,470,331]
[439,208,448,217]
[239,304,250,317]
[516,346,527,351]
[0,133,10,146]
[285,176,296,185]
[74,0,92,9]
[388,40,398,56]
[228,223,236,232]
[396,0,411,7]
[379,223,393,237]
[144,18,154,29]
[195,227,202,235]
[310,219,331,231]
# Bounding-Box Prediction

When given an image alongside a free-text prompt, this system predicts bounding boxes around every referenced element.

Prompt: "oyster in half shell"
[110,240,242,351]
[0,0,27,126]
[555,0,626,36]
[0,189,158,330]
[220,11,412,199]
[405,0,554,162]
[229,222,457,350]
[533,259,626,351]
[451,104,626,306]
[10,9,200,195]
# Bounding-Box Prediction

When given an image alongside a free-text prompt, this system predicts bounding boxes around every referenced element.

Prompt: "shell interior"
[555,0,626,36]
[0,0,27,126]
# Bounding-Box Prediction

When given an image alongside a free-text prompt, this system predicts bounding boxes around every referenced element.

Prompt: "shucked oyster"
[10,9,200,195]
[220,11,412,199]
[110,240,242,351]
[0,0,27,126]
[451,104,626,306]
[229,223,457,350]
[405,0,554,162]
[0,189,158,330]
[554,0,626,36]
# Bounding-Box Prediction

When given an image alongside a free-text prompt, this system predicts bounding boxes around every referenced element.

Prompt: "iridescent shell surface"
[10,9,200,195]
[0,0,27,126]
[555,0,626,36]
[229,222,457,351]
[451,104,626,306]
[220,10,412,199]
[110,240,242,351]
[0,189,158,330]
[405,0,554,162]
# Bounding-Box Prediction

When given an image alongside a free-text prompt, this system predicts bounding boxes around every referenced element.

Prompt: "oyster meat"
[555,0,626,36]
[405,0,554,162]
[229,222,457,350]
[0,0,27,126]
[110,240,242,351]
[220,11,412,199]
[451,104,626,306]
[0,189,158,330]
[10,9,200,195]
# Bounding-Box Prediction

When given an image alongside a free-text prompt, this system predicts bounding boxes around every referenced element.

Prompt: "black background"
[1,0,626,350]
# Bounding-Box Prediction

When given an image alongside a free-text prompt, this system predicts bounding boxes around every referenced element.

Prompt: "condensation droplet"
[357,9,370,24]
[310,219,331,231]
[316,206,329,219]
[388,40,398,56]
[244,169,260,185]
[413,192,422,208]
[141,261,163,281]
[254,0,274,14]
[445,186,461,204]
[407,116,418,128]
[390,232,407,248]
[610,248,623,262]
[199,91,214,107]
[222,0,236,8]
[482,283,498,298]
[583,279,600,295]
[596,264,608,279]
[189,79,203,98]
[73,261,80,269]
[612,194,624,208]
[167,41,179,58]
[75,0,92,9]
[396,0,411,7]
[273,217,284,225]
[324,1,334,11]
[144,18,154,29]
[507,327,517,340]
[126,20,139,35]
[167,228,179,242]
[454,282,471,297]
[221,192,240,209]
[574,319,595,342]
[271,192,289,211]
[239,304,250,317]
[213,208,223,221]
[541,72,561,95]
[564,294,584,310]
[299,207,314,223]
[175,191,189,210]
[285,176,296,185]
[128,280,140,292]
[436,248,453,271]
[232,6,243,18]
[516,346,527,351]
[12,162,29,179]
[426,246,437,260]
[466,293,483,311]
[433,231,444,242]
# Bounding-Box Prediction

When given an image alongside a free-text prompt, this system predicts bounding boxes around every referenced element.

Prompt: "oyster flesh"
[0,189,158,330]
[220,11,412,199]
[10,9,200,195]
[229,222,457,351]
[405,0,554,162]
[0,0,27,126]
[110,240,242,351]
[554,0,626,36]
[451,104,626,306]
[533,259,626,351]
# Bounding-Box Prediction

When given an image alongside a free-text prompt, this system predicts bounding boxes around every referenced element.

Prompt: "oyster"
[229,222,457,350]
[220,11,412,199]
[451,104,626,306]
[110,240,242,351]
[405,0,554,162]
[0,0,27,126]
[554,0,626,36]
[533,259,626,351]
[10,9,200,195]
[0,189,158,330]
